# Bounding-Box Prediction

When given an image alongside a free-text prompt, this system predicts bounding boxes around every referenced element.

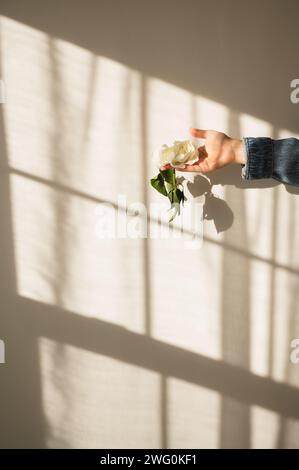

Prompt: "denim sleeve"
[241,137,299,187]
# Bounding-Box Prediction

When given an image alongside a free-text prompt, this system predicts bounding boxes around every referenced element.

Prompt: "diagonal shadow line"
[7,293,299,421]
[7,166,299,277]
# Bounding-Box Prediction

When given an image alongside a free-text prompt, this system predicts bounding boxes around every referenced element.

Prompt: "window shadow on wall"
[1,0,299,449]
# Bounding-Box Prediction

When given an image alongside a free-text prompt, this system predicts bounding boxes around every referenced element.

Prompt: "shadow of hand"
[203,192,234,233]
[184,174,234,233]
[180,164,296,233]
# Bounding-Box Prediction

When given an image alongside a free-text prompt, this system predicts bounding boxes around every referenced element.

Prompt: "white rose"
[153,140,199,169]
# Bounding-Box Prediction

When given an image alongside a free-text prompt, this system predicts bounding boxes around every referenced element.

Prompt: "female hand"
[161,128,245,173]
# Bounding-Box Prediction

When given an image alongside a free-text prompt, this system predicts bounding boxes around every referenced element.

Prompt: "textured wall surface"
[0,0,299,448]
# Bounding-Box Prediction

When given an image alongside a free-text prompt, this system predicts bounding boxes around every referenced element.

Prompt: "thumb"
[189,127,207,139]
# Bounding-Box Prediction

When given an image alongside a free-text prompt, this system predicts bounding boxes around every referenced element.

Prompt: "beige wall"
[0,0,299,448]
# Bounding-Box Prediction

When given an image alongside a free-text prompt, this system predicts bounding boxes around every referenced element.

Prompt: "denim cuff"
[241,137,274,180]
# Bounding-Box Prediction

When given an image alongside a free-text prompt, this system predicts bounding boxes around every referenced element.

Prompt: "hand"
[161,128,245,173]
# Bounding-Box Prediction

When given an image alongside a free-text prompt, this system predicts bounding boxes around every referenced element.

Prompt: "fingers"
[160,163,202,172]
[177,161,206,172]
[177,157,212,173]
[177,164,203,173]
[160,161,204,173]
[160,163,171,171]
[160,163,209,173]
[189,127,207,139]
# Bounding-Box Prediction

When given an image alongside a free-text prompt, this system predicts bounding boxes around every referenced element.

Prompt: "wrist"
[231,138,246,165]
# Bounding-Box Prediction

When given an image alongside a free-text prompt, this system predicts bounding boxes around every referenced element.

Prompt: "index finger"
[189,128,207,139]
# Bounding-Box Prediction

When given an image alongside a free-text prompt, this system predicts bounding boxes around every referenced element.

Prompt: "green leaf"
[150,167,185,222]
[150,173,168,197]
[160,168,176,186]
[168,188,177,204]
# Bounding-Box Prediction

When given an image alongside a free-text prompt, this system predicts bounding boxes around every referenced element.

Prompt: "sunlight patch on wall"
[239,114,272,137]
[167,377,220,448]
[194,95,229,132]
[251,406,279,448]
[10,173,145,333]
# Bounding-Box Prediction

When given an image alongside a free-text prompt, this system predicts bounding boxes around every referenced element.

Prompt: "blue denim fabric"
[242,137,299,187]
